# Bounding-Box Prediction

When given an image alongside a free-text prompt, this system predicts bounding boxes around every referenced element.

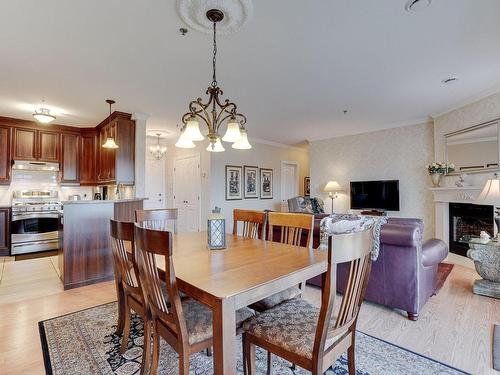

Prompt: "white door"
[173,154,201,232]
[144,157,166,209]
[281,161,299,212]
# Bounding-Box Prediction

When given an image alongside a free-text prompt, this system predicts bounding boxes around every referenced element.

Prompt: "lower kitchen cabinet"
[0,207,10,255]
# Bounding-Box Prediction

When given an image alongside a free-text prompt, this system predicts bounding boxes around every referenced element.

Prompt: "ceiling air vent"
[405,0,432,12]
[441,77,459,85]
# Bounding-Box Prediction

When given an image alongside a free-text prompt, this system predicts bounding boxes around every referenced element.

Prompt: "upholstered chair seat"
[243,298,342,359]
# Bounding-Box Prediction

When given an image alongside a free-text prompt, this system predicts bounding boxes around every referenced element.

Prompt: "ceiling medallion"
[177,0,253,35]
[176,8,251,152]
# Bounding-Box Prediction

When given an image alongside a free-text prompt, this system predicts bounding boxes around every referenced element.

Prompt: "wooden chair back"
[135,208,178,233]
[110,219,139,290]
[232,209,266,239]
[267,212,314,248]
[133,224,187,338]
[312,229,373,367]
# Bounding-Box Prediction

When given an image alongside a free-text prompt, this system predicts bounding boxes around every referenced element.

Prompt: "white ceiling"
[1,0,500,145]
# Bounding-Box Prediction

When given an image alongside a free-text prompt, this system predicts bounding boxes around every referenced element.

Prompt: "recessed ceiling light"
[405,0,432,12]
[441,77,459,85]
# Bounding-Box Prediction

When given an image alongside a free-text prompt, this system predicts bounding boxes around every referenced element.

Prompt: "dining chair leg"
[243,334,256,375]
[150,323,160,375]
[115,283,125,335]
[140,319,152,375]
[347,345,355,375]
[266,351,272,375]
[205,347,212,357]
[120,304,131,354]
[179,350,190,375]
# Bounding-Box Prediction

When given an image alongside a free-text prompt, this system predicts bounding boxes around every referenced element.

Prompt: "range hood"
[12,160,60,172]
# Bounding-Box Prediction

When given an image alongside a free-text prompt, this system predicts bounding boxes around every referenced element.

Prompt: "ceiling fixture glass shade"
[232,127,251,149]
[222,117,242,142]
[33,99,56,124]
[175,125,196,148]
[149,133,168,160]
[102,99,119,149]
[206,137,225,152]
[177,9,250,152]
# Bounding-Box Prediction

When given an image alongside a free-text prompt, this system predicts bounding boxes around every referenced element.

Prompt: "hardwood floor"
[0,256,498,375]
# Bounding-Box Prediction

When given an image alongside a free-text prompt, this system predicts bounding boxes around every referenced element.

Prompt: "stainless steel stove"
[11,190,62,255]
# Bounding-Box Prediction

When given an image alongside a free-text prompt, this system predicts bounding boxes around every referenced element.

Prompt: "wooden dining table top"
[157,231,327,300]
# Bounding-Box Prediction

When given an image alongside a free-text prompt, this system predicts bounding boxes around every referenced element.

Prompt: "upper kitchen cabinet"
[60,132,80,184]
[13,127,59,162]
[97,113,135,185]
[80,130,97,185]
[0,126,11,184]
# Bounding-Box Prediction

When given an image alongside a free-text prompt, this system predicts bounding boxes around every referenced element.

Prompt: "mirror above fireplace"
[445,119,500,174]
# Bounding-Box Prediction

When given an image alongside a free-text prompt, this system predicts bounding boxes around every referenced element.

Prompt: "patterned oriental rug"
[39,302,470,375]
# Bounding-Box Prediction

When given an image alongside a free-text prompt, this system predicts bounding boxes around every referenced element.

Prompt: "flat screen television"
[350,180,400,211]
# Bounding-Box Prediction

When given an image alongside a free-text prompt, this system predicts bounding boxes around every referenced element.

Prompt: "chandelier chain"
[212,21,217,88]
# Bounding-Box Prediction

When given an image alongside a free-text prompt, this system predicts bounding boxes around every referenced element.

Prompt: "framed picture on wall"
[304,176,310,196]
[244,165,259,199]
[225,165,242,200]
[260,168,273,199]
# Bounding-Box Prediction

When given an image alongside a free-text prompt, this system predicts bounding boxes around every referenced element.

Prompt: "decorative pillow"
[311,198,325,214]
[296,197,314,214]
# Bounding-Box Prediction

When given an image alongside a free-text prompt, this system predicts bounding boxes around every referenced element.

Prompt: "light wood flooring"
[0,255,498,375]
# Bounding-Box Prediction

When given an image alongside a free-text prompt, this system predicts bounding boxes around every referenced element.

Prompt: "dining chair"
[233,209,266,239]
[243,228,374,375]
[110,219,151,373]
[133,224,255,375]
[135,208,178,233]
[250,212,314,312]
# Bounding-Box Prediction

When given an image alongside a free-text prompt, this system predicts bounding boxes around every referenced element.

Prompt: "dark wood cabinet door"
[38,130,60,162]
[97,127,108,182]
[60,133,80,183]
[108,123,116,181]
[0,126,11,184]
[80,132,97,185]
[0,208,10,256]
[13,128,37,160]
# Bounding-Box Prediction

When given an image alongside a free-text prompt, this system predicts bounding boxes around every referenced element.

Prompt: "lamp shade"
[175,127,196,148]
[206,137,225,152]
[102,137,119,149]
[184,116,204,141]
[323,181,341,192]
[222,118,242,142]
[477,177,500,206]
[232,128,252,150]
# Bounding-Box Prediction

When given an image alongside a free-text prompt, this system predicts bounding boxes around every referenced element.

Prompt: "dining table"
[158,231,328,375]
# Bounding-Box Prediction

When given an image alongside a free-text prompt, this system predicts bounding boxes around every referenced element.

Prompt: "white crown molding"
[431,83,500,119]
[249,136,309,153]
[306,116,431,143]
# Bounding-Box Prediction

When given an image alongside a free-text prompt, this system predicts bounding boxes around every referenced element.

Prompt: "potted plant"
[427,162,455,187]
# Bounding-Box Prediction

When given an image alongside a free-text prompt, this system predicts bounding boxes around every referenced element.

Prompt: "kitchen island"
[59,198,145,290]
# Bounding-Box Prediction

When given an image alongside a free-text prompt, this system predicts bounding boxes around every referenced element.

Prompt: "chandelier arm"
[184,111,212,130]
[214,104,236,129]
[186,100,212,127]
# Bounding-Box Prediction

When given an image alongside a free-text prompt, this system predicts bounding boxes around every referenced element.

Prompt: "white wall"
[310,121,435,239]
[434,91,500,188]
[210,142,309,232]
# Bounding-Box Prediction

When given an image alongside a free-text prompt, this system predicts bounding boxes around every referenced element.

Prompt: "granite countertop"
[61,198,147,205]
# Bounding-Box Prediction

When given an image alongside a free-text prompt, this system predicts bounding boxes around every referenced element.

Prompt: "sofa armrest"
[421,239,448,267]
[380,223,421,247]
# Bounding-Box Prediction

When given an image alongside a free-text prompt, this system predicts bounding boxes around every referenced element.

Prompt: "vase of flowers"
[427,162,455,187]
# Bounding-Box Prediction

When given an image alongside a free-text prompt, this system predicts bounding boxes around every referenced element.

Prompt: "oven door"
[11,212,60,254]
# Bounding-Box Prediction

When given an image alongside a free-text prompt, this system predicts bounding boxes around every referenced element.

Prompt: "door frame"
[173,153,201,232]
[280,160,300,203]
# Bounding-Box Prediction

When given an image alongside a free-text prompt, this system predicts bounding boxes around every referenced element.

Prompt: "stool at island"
[467,240,500,299]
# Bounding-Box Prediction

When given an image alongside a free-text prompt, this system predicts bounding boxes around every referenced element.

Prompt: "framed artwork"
[225,165,242,200]
[304,176,311,196]
[244,165,259,199]
[260,168,273,199]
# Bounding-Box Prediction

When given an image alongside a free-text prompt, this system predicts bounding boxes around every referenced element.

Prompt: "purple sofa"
[307,215,448,321]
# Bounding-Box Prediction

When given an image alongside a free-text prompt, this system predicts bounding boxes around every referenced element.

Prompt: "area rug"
[434,263,455,295]
[494,325,500,371]
[39,302,470,375]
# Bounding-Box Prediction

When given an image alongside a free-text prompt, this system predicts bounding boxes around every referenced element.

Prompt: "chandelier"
[102,99,119,149]
[33,98,56,124]
[149,133,168,160]
[176,9,251,152]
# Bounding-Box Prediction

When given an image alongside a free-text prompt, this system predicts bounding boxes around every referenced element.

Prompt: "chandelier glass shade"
[175,125,196,148]
[176,9,250,152]
[33,99,56,124]
[149,133,168,160]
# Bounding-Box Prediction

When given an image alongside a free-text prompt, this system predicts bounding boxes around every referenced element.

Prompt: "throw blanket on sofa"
[319,214,388,260]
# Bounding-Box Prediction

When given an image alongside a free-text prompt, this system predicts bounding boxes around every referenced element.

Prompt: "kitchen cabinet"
[60,133,80,184]
[13,127,59,162]
[80,131,97,185]
[0,126,11,184]
[0,207,10,256]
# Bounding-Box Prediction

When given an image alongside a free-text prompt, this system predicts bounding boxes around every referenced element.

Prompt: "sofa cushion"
[422,239,448,267]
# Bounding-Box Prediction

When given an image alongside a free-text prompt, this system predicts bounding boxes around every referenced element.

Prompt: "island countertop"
[61,198,147,205]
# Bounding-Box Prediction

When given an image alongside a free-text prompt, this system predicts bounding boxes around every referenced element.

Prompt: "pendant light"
[33,99,56,124]
[149,133,168,160]
[102,99,119,149]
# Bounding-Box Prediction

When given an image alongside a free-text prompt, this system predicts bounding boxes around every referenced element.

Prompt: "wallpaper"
[310,121,435,239]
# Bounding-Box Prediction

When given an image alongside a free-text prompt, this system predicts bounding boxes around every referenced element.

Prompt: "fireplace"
[449,203,494,256]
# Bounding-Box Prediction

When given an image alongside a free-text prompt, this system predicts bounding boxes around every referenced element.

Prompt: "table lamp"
[323,180,342,213]
[477,173,500,240]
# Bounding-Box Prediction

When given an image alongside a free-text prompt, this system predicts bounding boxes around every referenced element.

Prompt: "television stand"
[360,210,387,217]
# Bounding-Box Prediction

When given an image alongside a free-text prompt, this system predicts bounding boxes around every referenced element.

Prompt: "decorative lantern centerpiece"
[207,207,226,250]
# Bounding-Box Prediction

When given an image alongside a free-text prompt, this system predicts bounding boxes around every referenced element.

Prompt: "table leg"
[213,297,236,374]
